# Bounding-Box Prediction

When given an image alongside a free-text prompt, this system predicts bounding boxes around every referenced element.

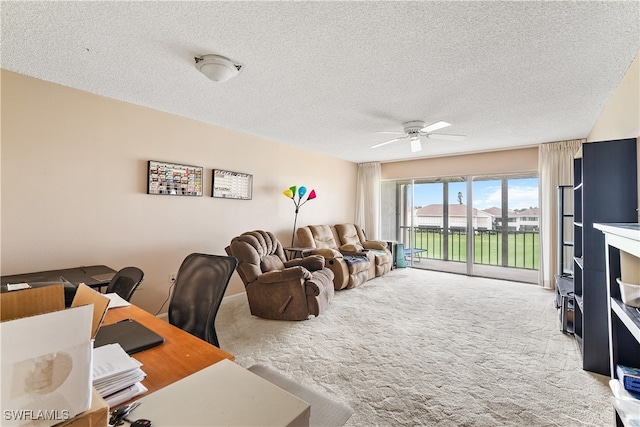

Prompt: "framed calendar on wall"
[147,160,203,196]
[212,169,252,200]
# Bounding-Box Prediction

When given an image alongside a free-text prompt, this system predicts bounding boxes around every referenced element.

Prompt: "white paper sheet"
[0,305,93,426]
[104,293,131,309]
[104,382,147,407]
[92,344,140,383]
[93,344,146,398]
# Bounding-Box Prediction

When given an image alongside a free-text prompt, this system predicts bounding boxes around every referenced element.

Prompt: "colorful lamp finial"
[283,185,317,246]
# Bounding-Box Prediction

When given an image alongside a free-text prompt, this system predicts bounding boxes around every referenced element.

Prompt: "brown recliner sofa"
[226,230,334,320]
[334,223,393,277]
[296,225,370,290]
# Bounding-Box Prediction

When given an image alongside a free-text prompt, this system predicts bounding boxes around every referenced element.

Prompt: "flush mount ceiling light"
[194,54,242,82]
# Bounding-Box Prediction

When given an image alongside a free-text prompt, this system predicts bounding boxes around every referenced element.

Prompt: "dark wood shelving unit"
[573,138,638,376]
[594,223,640,426]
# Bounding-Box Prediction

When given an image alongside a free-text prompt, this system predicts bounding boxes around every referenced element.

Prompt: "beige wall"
[1,70,357,313]
[381,146,538,181]
[587,52,639,143]
[587,51,640,217]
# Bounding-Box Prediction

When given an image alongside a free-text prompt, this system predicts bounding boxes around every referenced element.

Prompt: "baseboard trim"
[155,291,246,319]
[222,292,247,303]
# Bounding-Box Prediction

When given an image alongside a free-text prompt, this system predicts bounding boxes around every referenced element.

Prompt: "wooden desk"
[103,305,234,402]
[1,265,117,304]
[1,265,117,288]
[102,307,311,426]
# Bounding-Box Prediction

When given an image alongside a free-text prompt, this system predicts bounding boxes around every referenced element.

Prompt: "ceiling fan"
[371,120,466,152]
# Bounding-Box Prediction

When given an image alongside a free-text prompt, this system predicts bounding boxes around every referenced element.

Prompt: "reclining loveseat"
[296,223,393,290]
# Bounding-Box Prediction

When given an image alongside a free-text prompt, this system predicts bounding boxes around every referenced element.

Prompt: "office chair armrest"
[258,266,311,284]
[284,255,325,271]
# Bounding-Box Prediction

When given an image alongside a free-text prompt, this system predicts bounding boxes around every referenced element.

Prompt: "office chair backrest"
[168,253,238,348]
[106,266,144,302]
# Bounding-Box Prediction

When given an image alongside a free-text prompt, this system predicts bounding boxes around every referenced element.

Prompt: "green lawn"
[407,229,540,270]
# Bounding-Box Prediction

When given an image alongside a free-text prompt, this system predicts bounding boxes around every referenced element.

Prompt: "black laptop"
[94,318,165,354]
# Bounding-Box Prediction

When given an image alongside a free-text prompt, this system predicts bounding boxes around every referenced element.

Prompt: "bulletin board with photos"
[147,160,203,196]
[212,169,253,200]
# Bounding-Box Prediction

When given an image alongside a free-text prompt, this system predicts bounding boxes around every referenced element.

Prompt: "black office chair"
[168,253,238,348]
[106,266,144,302]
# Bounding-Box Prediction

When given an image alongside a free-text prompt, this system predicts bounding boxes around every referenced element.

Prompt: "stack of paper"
[93,343,147,407]
[104,292,131,309]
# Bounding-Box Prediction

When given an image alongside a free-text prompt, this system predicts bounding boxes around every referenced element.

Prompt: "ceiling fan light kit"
[195,54,242,82]
[371,120,466,152]
[410,136,422,152]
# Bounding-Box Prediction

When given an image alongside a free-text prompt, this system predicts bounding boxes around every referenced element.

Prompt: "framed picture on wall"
[147,160,203,196]
[212,169,253,200]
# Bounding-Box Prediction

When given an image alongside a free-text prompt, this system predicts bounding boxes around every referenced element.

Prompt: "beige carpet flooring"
[216,268,612,426]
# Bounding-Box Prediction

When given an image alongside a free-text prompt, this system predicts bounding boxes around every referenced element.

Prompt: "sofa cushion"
[335,224,362,247]
[260,254,285,272]
[370,249,392,265]
[342,255,370,273]
[309,225,339,249]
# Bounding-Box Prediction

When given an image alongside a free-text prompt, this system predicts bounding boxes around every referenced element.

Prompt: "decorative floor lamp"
[283,186,316,247]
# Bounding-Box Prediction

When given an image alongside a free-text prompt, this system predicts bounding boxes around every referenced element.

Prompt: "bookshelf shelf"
[611,299,640,342]
[594,222,640,427]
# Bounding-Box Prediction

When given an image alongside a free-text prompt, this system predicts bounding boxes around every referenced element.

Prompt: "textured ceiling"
[2,1,638,163]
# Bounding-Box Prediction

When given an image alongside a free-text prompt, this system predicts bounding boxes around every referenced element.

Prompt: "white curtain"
[355,162,381,239]
[538,139,583,289]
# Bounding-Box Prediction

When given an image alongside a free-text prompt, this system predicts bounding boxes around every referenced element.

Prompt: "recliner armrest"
[285,255,325,271]
[339,243,364,252]
[257,266,311,284]
[363,240,388,250]
[308,248,343,259]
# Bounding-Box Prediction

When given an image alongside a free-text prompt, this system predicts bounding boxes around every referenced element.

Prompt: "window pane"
[472,175,539,270]
[413,182,443,261]
[447,181,467,262]
[508,177,539,269]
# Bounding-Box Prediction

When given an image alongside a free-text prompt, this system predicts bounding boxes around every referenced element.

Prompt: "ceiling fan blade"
[421,121,451,133]
[410,138,422,152]
[375,131,405,135]
[370,135,408,149]
[426,133,467,141]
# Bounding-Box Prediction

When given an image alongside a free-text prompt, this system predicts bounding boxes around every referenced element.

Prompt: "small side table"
[554,274,574,334]
[385,241,397,269]
[283,247,314,261]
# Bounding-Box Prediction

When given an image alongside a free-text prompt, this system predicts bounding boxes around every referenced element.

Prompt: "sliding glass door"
[383,173,538,282]
[396,177,466,271]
